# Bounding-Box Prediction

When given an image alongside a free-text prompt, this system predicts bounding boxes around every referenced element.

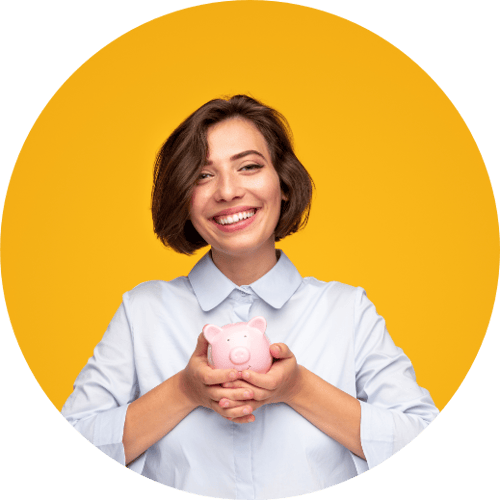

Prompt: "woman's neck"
[210,244,279,286]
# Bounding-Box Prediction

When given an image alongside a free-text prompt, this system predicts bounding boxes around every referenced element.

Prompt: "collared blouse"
[62,251,438,499]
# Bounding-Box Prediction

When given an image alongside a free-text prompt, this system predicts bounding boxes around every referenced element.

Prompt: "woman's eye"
[240,164,264,172]
[196,172,212,183]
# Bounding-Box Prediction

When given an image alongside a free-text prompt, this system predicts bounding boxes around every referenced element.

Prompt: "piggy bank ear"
[248,316,266,334]
[203,324,223,343]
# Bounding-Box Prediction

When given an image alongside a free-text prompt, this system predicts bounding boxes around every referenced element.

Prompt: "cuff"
[72,404,128,466]
[93,403,130,465]
[359,400,394,469]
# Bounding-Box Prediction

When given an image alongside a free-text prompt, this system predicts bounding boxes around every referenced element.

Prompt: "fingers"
[222,368,279,392]
[235,343,295,390]
[210,399,256,420]
[198,343,295,423]
[219,380,272,404]
[218,398,250,409]
[221,380,252,389]
[208,386,255,404]
[193,332,209,356]
[228,414,256,424]
[239,368,280,391]
[211,399,254,419]
[270,343,293,360]
[199,365,240,386]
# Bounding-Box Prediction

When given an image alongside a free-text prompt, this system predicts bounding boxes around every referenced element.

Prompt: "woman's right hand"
[123,332,256,464]
[178,333,257,423]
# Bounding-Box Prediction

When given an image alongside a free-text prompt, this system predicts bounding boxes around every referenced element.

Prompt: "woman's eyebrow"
[230,150,266,161]
[205,150,266,165]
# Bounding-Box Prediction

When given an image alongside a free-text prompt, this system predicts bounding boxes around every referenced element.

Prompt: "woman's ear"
[281,190,289,202]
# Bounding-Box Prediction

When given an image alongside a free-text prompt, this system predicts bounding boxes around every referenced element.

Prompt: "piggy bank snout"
[230,346,250,364]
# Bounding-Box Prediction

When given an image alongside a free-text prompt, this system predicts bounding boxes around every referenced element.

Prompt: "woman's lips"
[212,206,258,218]
[213,208,257,225]
[211,208,259,233]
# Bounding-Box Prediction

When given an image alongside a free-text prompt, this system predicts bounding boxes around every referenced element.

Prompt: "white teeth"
[215,210,256,225]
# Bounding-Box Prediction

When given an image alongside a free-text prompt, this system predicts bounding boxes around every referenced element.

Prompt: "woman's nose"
[214,173,244,202]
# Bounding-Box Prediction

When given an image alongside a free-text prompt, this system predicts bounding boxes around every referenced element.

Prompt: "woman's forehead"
[206,118,271,163]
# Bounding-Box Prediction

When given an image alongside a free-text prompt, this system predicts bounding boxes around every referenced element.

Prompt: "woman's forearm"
[289,366,366,460]
[123,332,257,465]
[123,370,196,465]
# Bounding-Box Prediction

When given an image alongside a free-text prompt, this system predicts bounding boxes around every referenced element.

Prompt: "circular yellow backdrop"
[1,1,498,415]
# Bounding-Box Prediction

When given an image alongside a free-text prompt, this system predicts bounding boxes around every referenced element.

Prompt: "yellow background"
[1,1,498,412]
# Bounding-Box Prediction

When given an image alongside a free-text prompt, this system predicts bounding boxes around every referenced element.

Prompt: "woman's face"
[190,118,284,260]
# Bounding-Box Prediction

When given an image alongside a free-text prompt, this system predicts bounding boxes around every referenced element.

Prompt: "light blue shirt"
[62,251,438,499]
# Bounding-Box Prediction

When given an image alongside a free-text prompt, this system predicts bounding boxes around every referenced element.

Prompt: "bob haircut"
[151,94,314,255]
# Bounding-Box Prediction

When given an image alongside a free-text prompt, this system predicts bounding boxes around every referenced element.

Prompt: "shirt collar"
[188,250,303,311]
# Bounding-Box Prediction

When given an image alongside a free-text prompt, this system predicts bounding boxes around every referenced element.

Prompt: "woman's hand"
[178,332,258,423]
[217,343,304,423]
[123,332,259,464]
[214,343,364,460]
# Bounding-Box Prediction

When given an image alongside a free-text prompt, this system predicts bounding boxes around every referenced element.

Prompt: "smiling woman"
[190,119,284,283]
[151,95,313,256]
[61,94,439,499]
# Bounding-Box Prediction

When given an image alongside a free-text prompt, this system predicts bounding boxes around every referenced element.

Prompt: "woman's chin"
[210,236,276,261]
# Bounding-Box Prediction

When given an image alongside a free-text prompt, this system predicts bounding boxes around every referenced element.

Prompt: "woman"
[62,95,438,499]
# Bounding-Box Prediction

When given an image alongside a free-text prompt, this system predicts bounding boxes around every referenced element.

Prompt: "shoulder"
[123,277,193,307]
[300,276,362,304]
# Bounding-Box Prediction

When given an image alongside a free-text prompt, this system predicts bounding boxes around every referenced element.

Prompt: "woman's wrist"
[285,364,309,406]
[176,368,202,412]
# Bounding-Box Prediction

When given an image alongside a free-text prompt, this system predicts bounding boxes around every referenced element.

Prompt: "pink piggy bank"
[203,316,272,373]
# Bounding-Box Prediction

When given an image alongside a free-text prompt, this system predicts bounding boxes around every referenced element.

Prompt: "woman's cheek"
[189,190,202,221]
[190,189,197,208]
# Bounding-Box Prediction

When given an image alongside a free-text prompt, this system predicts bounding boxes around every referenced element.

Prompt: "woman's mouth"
[212,209,258,226]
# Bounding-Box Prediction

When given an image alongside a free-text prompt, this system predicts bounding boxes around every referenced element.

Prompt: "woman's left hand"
[218,343,304,422]
[217,343,366,460]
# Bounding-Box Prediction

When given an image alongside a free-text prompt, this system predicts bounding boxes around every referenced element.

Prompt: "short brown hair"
[151,94,314,255]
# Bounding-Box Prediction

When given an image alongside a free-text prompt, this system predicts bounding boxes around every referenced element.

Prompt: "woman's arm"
[289,365,365,460]
[122,371,193,465]
[63,300,257,468]
[220,288,439,465]
[123,334,256,465]
[220,344,366,459]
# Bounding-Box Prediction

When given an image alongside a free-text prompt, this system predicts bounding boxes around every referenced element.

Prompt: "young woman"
[62,95,438,499]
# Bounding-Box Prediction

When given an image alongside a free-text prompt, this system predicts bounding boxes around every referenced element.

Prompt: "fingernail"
[242,407,250,415]
[223,382,233,388]
[243,391,252,399]
[271,346,280,356]
[220,399,229,407]
[243,371,250,379]
[229,371,236,380]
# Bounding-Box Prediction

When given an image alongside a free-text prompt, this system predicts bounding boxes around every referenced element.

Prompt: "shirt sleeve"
[353,287,439,469]
[61,293,143,470]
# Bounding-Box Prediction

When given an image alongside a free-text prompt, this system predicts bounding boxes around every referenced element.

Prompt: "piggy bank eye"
[226,338,230,342]
[244,335,247,338]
